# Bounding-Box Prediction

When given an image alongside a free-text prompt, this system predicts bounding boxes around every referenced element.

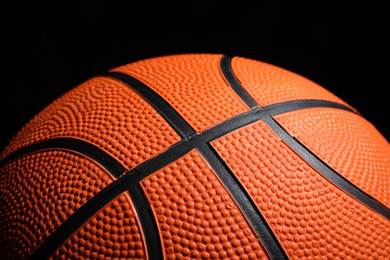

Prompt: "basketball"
[0,53,389,259]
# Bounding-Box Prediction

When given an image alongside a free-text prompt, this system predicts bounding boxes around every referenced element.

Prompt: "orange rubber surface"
[274,107,390,208]
[211,120,389,259]
[0,150,114,259]
[0,53,388,259]
[140,149,268,259]
[0,76,180,170]
[231,56,353,108]
[111,54,250,133]
[51,192,146,259]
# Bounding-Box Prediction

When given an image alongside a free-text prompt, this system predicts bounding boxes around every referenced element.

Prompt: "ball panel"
[231,56,352,108]
[140,149,268,259]
[274,107,390,208]
[50,192,146,259]
[111,54,250,133]
[0,76,180,170]
[211,120,390,259]
[0,150,114,259]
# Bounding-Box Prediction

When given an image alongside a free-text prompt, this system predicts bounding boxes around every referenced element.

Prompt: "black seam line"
[28,139,192,260]
[196,143,287,259]
[263,116,390,220]
[127,184,162,260]
[220,55,258,109]
[0,138,126,177]
[2,99,354,169]
[27,99,359,259]
[102,71,196,140]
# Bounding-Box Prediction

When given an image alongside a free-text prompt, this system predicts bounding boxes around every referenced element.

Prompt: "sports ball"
[0,53,389,259]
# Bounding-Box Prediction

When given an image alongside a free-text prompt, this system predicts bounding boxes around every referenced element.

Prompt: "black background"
[2,2,389,151]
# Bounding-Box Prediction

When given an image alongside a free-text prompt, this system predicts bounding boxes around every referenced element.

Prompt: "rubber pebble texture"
[0,150,114,259]
[211,120,390,259]
[231,56,353,108]
[140,149,268,260]
[111,54,250,133]
[274,107,390,208]
[0,53,388,260]
[50,192,145,259]
[0,76,180,170]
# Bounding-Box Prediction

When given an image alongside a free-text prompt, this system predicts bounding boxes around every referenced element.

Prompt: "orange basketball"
[0,53,389,259]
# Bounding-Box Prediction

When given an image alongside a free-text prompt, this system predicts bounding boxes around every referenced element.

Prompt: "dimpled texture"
[112,54,249,133]
[274,107,390,208]
[231,57,352,108]
[211,120,390,259]
[1,53,389,259]
[140,149,268,260]
[0,150,113,259]
[0,76,180,170]
[51,192,145,259]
